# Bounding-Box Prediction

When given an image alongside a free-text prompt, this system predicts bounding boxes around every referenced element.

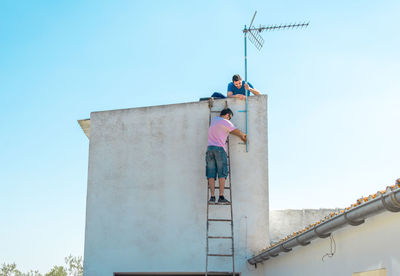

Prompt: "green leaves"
[0,263,21,276]
[64,255,82,276]
[44,266,67,276]
[0,255,82,276]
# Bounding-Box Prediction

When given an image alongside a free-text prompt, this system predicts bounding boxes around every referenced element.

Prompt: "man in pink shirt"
[206,108,247,203]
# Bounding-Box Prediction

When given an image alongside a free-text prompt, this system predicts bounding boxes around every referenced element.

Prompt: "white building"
[79,96,269,275]
[256,184,400,276]
[79,95,400,276]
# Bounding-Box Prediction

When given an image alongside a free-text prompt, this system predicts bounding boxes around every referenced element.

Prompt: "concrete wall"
[257,211,400,276]
[83,96,269,275]
[269,209,341,243]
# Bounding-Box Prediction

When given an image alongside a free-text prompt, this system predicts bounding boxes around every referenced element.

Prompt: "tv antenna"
[240,11,309,152]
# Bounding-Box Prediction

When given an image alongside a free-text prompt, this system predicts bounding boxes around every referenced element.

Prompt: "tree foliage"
[0,255,82,276]
[44,266,67,276]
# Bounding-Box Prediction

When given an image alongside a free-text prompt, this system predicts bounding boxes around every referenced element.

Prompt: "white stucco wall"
[269,209,341,243]
[83,96,269,275]
[257,211,400,276]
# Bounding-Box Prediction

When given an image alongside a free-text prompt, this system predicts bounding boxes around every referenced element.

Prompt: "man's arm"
[244,83,261,96]
[227,91,246,100]
[230,129,247,142]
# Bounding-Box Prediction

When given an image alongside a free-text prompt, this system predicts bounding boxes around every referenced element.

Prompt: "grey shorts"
[206,146,228,179]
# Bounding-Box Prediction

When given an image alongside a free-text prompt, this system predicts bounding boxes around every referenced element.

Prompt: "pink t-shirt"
[207,116,237,152]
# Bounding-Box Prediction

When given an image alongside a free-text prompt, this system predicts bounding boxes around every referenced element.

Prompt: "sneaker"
[209,196,216,203]
[218,196,230,203]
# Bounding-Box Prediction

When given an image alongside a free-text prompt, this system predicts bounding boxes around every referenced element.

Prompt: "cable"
[322,234,336,262]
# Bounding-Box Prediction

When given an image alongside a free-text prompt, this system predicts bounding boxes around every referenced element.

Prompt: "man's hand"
[228,92,246,100]
[230,129,247,143]
[244,83,261,96]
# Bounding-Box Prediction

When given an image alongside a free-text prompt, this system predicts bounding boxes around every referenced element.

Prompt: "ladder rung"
[210,110,222,113]
[212,187,230,189]
[208,236,233,239]
[208,202,231,205]
[208,219,232,222]
[207,272,235,275]
[208,254,233,257]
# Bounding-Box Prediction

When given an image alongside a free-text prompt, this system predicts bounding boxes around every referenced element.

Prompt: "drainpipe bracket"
[344,212,365,226]
[389,192,400,208]
[280,244,292,252]
[382,194,400,212]
[314,228,331,238]
[253,256,263,263]
[248,259,256,265]
[296,236,311,246]
[261,255,270,261]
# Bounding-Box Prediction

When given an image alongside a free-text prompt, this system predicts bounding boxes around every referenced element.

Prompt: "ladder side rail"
[227,138,235,275]
[205,108,212,276]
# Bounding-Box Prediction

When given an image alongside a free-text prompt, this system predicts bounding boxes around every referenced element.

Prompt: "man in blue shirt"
[227,74,260,100]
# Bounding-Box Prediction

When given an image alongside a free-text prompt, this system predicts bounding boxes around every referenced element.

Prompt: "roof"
[78,119,90,139]
[248,178,400,265]
[76,98,248,140]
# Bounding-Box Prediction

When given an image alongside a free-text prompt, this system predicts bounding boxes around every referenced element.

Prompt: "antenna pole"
[244,25,249,152]
[241,11,309,153]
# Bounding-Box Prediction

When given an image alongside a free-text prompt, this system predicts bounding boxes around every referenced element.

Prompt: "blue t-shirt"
[227,81,254,96]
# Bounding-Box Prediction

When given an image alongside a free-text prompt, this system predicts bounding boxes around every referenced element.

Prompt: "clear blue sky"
[1,0,399,273]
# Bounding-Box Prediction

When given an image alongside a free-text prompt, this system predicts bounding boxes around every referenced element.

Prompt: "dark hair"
[232,74,242,82]
[220,108,233,117]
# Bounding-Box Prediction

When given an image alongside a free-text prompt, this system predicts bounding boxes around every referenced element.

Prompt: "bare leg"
[218,177,226,198]
[208,178,216,197]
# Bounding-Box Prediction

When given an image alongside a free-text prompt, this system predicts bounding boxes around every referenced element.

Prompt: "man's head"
[232,74,242,89]
[220,108,233,120]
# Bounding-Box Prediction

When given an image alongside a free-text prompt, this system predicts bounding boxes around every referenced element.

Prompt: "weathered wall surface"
[269,209,341,243]
[258,211,400,276]
[83,96,269,275]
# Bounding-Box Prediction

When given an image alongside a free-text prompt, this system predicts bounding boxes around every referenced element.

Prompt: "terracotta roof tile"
[256,178,400,255]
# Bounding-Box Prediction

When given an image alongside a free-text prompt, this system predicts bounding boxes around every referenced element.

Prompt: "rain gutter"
[248,182,400,265]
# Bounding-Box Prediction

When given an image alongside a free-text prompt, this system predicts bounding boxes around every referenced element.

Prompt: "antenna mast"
[241,11,309,152]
